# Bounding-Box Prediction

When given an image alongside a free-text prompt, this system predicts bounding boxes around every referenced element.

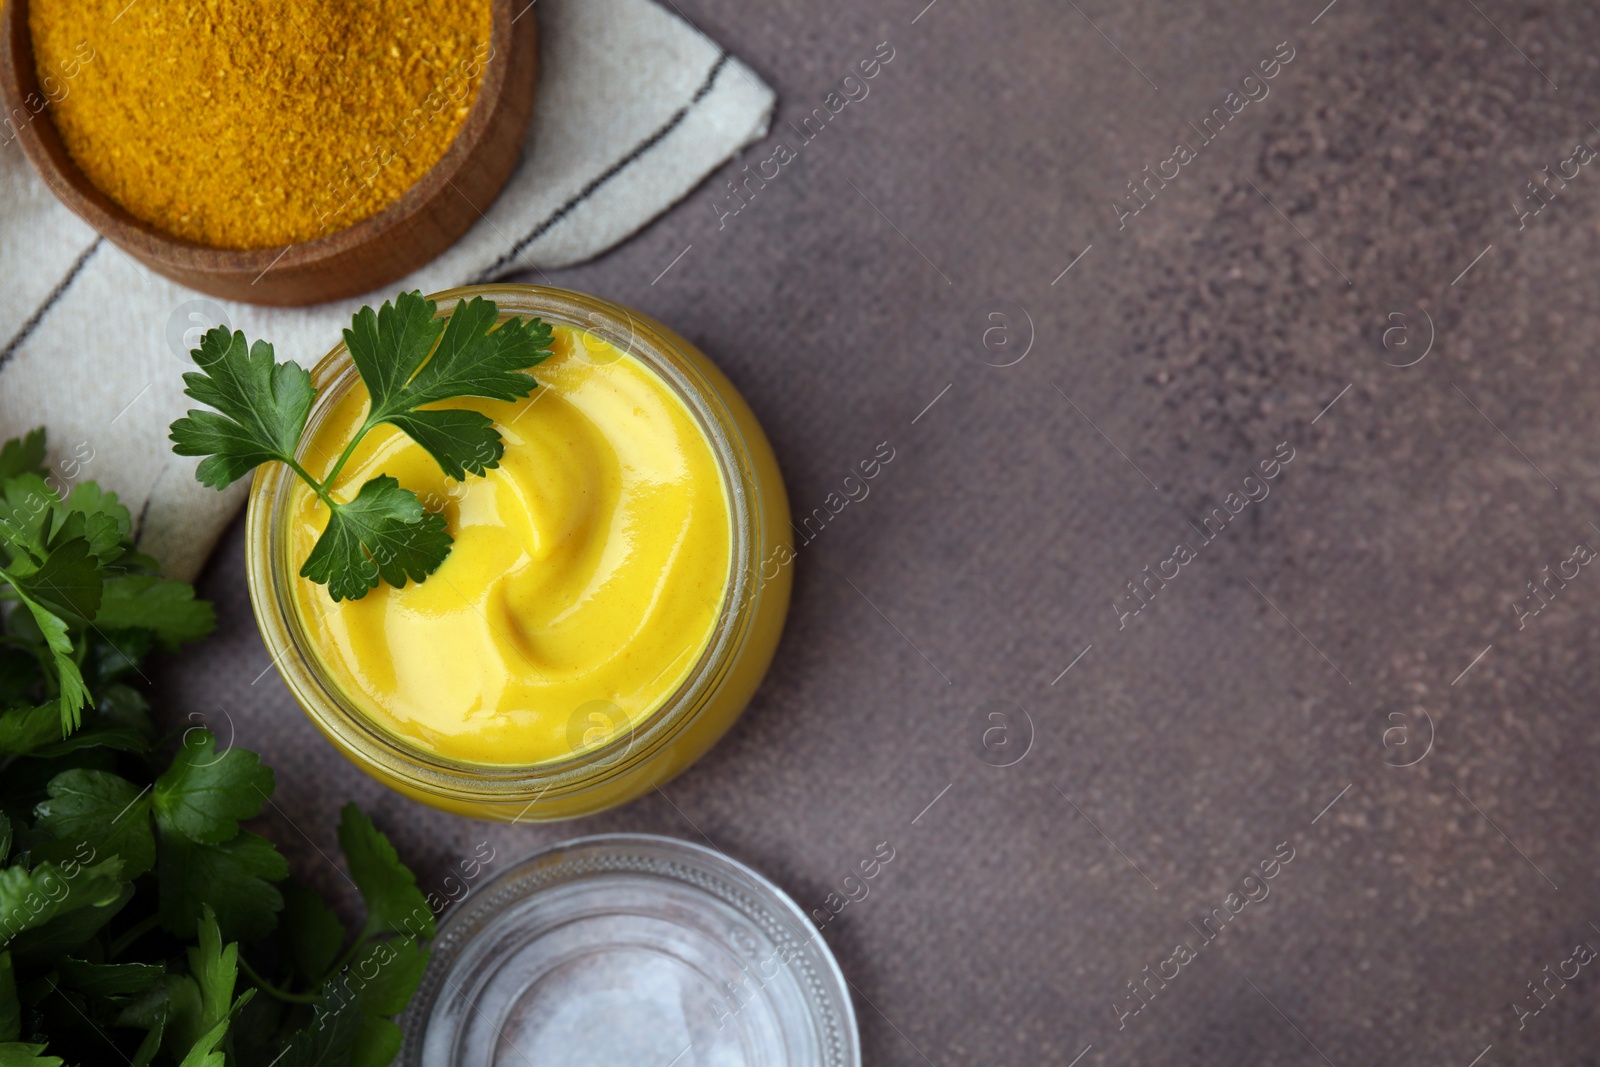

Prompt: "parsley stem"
[315,421,376,495]
[319,929,373,986]
[239,956,322,1004]
[283,457,339,512]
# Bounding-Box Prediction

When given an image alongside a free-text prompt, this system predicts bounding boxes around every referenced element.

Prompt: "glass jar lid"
[402,834,860,1066]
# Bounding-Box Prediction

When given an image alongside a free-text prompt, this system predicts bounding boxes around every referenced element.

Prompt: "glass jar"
[401,834,860,1065]
[245,284,791,821]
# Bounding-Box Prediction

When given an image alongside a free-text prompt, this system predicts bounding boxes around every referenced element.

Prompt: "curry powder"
[29,0,493,250]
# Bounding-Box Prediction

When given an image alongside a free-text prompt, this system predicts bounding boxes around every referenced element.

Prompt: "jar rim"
[244,284,765,808]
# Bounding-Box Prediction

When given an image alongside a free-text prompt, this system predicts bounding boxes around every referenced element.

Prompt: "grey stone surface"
[154,1,1600,1063]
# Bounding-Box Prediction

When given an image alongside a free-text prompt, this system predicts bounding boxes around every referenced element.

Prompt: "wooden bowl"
[0,0,537,307]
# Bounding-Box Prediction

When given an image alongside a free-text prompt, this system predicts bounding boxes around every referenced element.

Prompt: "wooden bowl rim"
[1,0,524,271]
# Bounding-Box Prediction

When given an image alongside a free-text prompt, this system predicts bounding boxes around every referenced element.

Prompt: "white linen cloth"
[0,0,773,581]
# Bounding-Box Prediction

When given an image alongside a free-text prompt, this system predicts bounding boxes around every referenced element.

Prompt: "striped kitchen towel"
[0,0,773,581]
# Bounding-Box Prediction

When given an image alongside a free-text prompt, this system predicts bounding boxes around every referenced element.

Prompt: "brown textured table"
[155,1,1600,1062]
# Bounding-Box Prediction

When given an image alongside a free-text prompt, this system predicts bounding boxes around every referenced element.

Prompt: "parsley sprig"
[0,429,213,735]
[169,291,552,602]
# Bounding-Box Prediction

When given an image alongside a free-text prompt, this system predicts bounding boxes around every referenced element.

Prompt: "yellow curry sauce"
[288,325,732,766]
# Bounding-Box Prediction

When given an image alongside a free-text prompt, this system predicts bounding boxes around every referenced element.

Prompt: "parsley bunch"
[0,430,439,1066]
[170,291,552,602]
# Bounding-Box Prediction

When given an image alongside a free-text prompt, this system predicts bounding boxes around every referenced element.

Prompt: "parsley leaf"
[115,975,191,1065]
[0,470,139,736]
[350,294,551,479]
[27,723,148,760]
[0,859,125,948]
[380,408,504,480]
[171,290,549,599]
[0,706,64,758]
[346,947,427,1067]
[169,329,315,490]
[157,832,287,942]
[176,1019,230,1067]
[5,537,103,624]
[56,483,132,569]
[387,294,552,409]
[0,477,128,573]
[186,908,249,1048]
[95,576,217,649]
[54,957,164,999]
[299,477,451,603]
[336,805,433,940]
[157,908,255,1067]
[281,883,345,985]
[0,475,55,557]
[342,291,445,413]
[349,1018,403,1067]
[6,884,133,968]
[1,583,90,734]
[34,769,156,878]
[346,936,427,1018]
[153,731,274,845]
[0,430,45,482]
[274,984,362,1067]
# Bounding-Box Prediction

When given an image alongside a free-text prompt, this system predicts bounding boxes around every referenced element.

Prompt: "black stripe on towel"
[474,52,730,282]
[0,237,104,376]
